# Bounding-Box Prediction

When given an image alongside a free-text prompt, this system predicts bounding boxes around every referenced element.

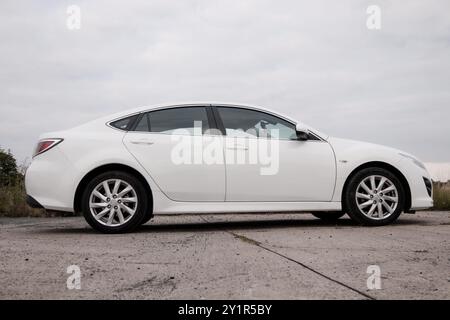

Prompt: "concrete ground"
[0,211,449,300]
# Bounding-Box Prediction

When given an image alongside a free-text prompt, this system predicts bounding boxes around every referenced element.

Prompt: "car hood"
[327,137,420,165]
[328,137,401,152]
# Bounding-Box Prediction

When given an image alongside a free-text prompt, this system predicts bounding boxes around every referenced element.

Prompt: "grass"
[432,182,450,211]
[0,175,49,217]
[0,177,449,218]
[0,175,75,217]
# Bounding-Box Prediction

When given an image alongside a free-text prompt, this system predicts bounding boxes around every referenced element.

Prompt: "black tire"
[345,167,405,226]
[140,209,154,225]
[312,211,346,221]
[81,171,149,233]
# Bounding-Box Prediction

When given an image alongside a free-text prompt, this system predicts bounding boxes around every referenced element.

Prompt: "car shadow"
[37,215,428,235]
[137,218,357,233]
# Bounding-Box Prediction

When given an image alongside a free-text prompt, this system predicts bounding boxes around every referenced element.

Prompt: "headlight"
[399,153,426,170]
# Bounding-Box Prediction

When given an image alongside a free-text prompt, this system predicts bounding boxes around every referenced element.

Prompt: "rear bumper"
[26,195,44,209]
[25,146,77,212]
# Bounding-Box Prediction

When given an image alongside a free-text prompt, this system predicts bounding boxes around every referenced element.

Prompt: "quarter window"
[110,115,138,131]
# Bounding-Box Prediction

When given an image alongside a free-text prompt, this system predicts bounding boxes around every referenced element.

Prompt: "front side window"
[216,107,297,140]
[133,107,210,135]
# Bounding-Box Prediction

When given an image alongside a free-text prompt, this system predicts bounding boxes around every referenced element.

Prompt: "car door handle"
[227,145,248,151]
[130,140,154,145]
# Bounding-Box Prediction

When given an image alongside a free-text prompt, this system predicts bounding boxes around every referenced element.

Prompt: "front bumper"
[399,158,434,210]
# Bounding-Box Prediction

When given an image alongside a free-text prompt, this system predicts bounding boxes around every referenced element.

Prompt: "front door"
[214,106,336,202]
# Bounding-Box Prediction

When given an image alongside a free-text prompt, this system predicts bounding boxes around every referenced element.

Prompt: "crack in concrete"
[116,275,177,294]
[199,216,376,300]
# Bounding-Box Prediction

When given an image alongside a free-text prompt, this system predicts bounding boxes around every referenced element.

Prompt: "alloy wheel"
[89,179,138,227]
[355,175,399,220]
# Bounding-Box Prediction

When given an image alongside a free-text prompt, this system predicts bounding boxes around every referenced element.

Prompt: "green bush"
[0,147,46,217]
[0,147,19,186]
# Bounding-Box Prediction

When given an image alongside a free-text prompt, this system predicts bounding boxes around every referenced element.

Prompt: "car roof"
[108,101,298,123]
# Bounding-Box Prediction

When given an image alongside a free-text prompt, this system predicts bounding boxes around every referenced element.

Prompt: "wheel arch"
[342,161,412,212]
[73,163,153,214]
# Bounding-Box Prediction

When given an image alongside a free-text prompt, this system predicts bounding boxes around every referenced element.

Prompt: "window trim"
[212,107,226,135]
[129,112,149,132]
[107,104,325,141]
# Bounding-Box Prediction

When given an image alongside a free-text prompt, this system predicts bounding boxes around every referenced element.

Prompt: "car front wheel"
[81,171,149,233]
[345,167,405,226]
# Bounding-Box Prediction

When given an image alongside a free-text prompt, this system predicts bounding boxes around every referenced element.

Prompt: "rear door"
[123,106,226,201]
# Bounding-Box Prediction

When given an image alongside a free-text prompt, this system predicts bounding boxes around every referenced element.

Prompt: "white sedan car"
[25,103,433,233]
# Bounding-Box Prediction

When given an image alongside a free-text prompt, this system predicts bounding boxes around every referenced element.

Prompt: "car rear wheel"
[345,167,405,226]
[311,211,346,221]
[81,171,149,233]
[140,210,154,225]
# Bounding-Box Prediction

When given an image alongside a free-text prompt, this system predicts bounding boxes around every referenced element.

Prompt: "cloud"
[1,0,449,162]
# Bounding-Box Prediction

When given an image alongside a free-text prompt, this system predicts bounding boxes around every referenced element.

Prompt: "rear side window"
[110,115,138,131]
[135,107,210,135]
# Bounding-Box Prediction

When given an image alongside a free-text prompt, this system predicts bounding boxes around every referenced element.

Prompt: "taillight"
[33,139,63,157]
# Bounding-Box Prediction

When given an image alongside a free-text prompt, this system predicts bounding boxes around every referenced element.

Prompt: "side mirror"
[295,123,309,141]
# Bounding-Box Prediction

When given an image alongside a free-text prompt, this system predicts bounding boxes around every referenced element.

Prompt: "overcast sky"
[1,0,449,164]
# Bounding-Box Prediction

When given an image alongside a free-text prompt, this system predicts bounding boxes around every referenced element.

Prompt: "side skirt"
[153,201,342,215]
